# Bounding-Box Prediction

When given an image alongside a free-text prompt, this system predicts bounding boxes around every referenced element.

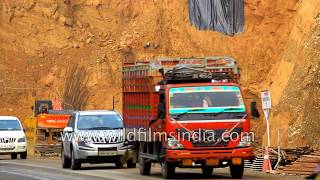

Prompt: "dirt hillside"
[0,0,319,147]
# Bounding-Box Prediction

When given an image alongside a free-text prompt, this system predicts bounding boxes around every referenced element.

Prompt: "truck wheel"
[71,150,81,170]
[161,161,175,179]
[139,142,151,175]
[11,153,17,159]
[201,166,213,177]
[115,162,123,168]
[230,164,244,179]
[20,151,27,159]
[61,148,71,168]
[127,159,137,168]
[139,157,151,175]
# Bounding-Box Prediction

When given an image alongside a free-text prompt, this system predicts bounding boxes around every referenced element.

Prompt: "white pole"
[278,128,280,155]
[275,128,281,169]
[266,108,271,147]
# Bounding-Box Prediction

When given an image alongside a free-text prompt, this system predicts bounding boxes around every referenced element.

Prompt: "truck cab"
[160,82,253,178]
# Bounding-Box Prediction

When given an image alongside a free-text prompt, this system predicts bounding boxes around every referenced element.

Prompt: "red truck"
[122,57,258,179]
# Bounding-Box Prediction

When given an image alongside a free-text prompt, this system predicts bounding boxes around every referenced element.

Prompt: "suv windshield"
[77,114,123,130]
[169,86,245,115]
[0,120,22,131]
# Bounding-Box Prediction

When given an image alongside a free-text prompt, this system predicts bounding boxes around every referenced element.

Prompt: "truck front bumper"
[166,147,254,161]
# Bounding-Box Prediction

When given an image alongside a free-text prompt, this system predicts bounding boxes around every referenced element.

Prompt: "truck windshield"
[77,114,123,130]
[0,120,22,131]
[169,86,245,115]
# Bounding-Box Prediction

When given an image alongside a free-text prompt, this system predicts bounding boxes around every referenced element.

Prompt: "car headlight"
[77,137,92,145]
[18,137,26,142]
[237,134,252,147]
[167,137,184,149]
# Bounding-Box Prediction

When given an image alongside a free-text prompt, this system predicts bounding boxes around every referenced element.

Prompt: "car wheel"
[115,162,123,168]
[127,159,137,168]
[71,149,81,170]
[11,153,17,159]
[20,151,27,159]
[161,161,175,179]
[230,163,244,179]
[201,166,213,177]
[61,147,71,168]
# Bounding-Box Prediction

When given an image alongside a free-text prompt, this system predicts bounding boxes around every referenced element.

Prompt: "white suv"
[0,116,27,159]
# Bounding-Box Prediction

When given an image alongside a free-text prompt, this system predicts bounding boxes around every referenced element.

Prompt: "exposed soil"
[0,0,319,147]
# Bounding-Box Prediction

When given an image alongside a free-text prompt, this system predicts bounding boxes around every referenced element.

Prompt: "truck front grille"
[0,137,16,143]
[176,128,243,147]
[192,139,228,147]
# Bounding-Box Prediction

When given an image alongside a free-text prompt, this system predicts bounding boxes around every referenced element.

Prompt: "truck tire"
[11,153,17,159]
[230,163,244,179]
[161,161,175,179]
[127,159,137,168]
[115,162,123,168]
[201,166,213,177]
[61,148,71,168]
[20,151,27,159]
[139,157,151,175]
[139,142,151,175]
[71,149,81,170]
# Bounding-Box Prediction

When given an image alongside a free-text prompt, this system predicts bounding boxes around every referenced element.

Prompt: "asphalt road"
[0,155,304,180]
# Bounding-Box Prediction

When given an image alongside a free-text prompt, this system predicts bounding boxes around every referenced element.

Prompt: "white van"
[0,116,27,159]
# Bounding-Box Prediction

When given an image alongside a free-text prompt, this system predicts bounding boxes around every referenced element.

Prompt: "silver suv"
[61,110,136,170]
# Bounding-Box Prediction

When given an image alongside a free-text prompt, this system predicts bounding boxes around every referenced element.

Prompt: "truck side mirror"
[158,102,166,119]
[250,101,260,118]
[158,68,165,77]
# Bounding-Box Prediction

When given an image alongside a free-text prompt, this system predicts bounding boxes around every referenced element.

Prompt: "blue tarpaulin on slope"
[188,0,244,36]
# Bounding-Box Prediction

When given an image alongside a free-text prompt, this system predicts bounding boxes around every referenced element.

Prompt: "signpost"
[261,90,271,147]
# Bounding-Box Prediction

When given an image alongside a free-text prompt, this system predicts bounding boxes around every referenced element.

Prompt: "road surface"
[0,155,304,180]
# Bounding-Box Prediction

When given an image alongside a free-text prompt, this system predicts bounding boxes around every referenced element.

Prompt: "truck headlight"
[237,134,251,147]
[167,137,184,149]
[18,137,26,142]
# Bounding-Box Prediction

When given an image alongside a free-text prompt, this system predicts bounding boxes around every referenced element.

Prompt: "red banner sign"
[37,114,70,128]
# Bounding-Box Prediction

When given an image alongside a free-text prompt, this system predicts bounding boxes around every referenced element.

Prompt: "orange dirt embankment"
[0,0,319,147]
